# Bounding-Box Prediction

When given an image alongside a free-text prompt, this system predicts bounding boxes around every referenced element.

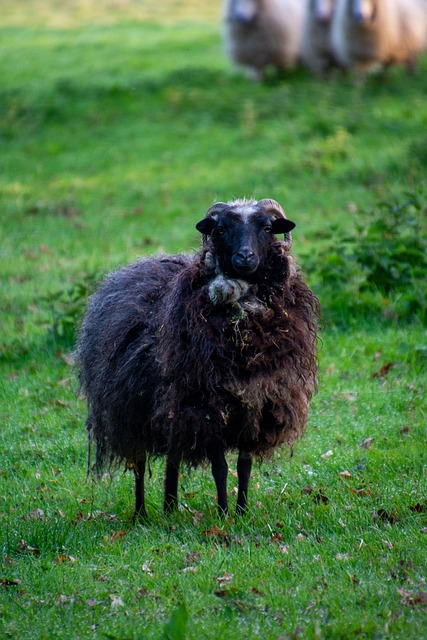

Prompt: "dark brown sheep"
[76,198,320,519]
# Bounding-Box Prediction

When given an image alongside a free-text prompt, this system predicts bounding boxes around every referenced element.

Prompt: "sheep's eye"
[263,225,272,233]
[217,226,226,235]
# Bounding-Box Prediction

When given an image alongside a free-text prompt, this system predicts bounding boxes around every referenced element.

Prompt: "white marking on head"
[227,199,258,223]
[313,0,335,22]
[351,0,376,22]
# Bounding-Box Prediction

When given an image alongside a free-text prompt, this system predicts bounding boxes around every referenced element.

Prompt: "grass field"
[1,1,426,638]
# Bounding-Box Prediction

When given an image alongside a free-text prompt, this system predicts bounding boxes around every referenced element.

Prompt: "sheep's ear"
[196,218,217,236]
[271,218,296,234]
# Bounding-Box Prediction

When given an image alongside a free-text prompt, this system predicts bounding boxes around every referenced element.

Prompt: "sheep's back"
[224,0,305,71]
[331,0,413,70]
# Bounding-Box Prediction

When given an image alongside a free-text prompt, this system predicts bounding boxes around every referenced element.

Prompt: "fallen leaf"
[313,490,329,504]
[383,540,394,550]
[321,450,333,459]
[17,540,40,556]
[183,491,198,499]
[181,566,197,574]
[213,573,234,587]
[56,399,70,408]
[278,545,290,554]
[29,508,45,520]
[339,470,352,479]
[271,532,284,542]
[397,588,427,607]
[109,594,125,609]
[371,362,394,379]
[185,552,201,565]
[107,530,126,543]
[409,502,427,513]
[72,511,86,523]
[141,563,153,576]
[214,587,239,598]
[1,578,22,589]
[187,508,204,525]
[55,554,77,564]
[305,599,316,612]
[375,508,399,524]
[202,525,228,539]
[360,437,374,449]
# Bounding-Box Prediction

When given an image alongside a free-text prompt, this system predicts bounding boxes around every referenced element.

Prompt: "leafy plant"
[354,189,427,291]
[306,189,427,326]
[47,274,99,343]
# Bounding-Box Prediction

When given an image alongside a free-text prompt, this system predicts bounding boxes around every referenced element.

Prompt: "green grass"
[1,2,426,638]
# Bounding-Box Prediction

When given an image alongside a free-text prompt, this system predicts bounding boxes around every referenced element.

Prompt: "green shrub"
[47,274,99,344]
[306,189,427,326]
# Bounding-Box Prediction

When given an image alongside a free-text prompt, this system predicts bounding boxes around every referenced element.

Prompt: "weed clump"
[48,274,99,344]
[305,189,427,326]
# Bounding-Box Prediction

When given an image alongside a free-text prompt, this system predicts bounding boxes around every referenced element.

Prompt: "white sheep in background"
[331,0,427,77]
[301,0,339,75]
[223,0,307,80]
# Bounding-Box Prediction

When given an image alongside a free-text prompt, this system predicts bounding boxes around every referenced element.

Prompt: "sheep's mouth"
[231,254,260,276]
[234,264,257,275]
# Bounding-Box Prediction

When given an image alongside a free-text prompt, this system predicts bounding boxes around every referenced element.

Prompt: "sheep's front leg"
[236,450,252,515]
[209,447,229,516]
[164,453,181,513]
[134,454,148,521]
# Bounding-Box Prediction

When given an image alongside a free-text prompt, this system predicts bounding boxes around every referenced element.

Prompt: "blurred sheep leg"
[134,453,148,520]
[236,450,253,515]
[210,446,229,516]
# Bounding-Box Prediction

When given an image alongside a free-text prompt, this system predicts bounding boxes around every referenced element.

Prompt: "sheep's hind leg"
[164,453,181,513]
[134,454,148,521]
[236,450,252,515]
[209,447,229,516]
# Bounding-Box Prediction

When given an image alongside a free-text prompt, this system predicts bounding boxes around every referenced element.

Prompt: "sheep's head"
[350,0,376,24]
[227,0,259,25]
[310,0,335,23]
[196,199,295,281]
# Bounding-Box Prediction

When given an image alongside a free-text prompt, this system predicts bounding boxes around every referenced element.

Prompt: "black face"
[196,211,295,280]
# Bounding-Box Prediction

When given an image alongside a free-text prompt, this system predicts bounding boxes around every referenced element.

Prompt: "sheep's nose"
[236,248,255,262]
[233,248,259,274]
[234,12,253,25]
